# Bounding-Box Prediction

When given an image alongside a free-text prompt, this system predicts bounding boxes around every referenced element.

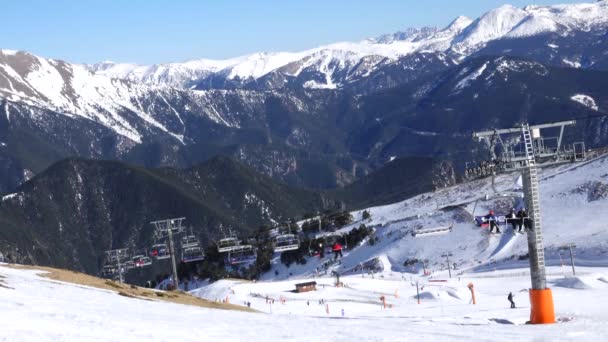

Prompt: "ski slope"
[2,262,608,341]
[267,154,608,281]
[0,152,607,341]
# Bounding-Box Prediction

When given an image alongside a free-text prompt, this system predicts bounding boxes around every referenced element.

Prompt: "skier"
[508,292,515,308]
[485,210,501,234]
[332,242,343,260]
[517,208,530,232]
[507,208,518,233]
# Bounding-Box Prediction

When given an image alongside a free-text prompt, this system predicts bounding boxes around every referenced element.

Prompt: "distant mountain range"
[0,1,607,194]
[90,2,608,89]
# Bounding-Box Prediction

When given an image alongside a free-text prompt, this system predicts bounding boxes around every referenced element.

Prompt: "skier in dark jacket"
[507,208,518,233]
[485,210,501,233]
[508,292,515,308]
[516,208,529,232]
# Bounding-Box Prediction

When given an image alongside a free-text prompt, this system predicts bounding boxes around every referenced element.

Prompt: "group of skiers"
[484,208,530,234]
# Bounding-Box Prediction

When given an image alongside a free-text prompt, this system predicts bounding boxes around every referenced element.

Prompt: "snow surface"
[571,94,599,111]
[3,263,608,341]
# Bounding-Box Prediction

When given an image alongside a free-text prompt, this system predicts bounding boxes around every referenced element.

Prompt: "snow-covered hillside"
[263,153,608,282]
[90,1,608,88]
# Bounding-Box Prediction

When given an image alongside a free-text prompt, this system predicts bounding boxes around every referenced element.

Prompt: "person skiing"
[508,292,515,308]
[485,210,501,233]
[332,242,343,260]
[516,208,529,232]
[507,208,518,234]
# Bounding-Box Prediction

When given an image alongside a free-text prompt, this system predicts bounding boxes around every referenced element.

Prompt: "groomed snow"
[3,262,608,341]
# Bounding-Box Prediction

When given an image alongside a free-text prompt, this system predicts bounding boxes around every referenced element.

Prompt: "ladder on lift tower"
[522,124,546,273]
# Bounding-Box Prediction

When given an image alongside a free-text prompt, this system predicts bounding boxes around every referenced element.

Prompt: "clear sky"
[0,0,592,64]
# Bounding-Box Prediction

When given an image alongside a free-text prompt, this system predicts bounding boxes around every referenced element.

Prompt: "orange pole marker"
[467,283,476,305]
[529,288,555,324]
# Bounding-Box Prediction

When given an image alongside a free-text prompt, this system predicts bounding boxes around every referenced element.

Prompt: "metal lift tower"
[104,248,129,283]
[151,217,186,291]
[471,121,584,324]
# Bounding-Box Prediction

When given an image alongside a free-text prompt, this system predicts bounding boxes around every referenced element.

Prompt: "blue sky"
[0,0,591,64]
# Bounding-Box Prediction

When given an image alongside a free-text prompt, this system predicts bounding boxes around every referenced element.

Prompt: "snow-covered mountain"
[0,49,316,145]
[90,1,608,90]
[1,1,608,194]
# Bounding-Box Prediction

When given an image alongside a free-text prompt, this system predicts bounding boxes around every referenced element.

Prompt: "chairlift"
[474,214,508,227]
[101,264,118,278]
[311,232,346,255]
[225,245,257,265]
[217,237,241,253]
[181,246,205,263]
[124,260,135,271]
[150,243,171,260]
[132,255,152,268]
[273,234,300,253]
[181,235,200,249]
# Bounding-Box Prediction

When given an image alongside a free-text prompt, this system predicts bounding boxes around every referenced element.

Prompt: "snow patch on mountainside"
[454,62,488,91]
[453,5,528,51]
[563,58,582,68]
[506,14,559,37]
[571,94,599,111]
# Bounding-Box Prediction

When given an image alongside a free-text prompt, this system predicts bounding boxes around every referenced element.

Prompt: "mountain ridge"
[86,1,608,89]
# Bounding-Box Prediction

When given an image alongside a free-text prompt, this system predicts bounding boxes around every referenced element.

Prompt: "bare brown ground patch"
[1,264,255,312]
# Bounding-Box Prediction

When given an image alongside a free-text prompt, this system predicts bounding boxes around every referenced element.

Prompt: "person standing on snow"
[485,210,501,234]
[508,292,515,308]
